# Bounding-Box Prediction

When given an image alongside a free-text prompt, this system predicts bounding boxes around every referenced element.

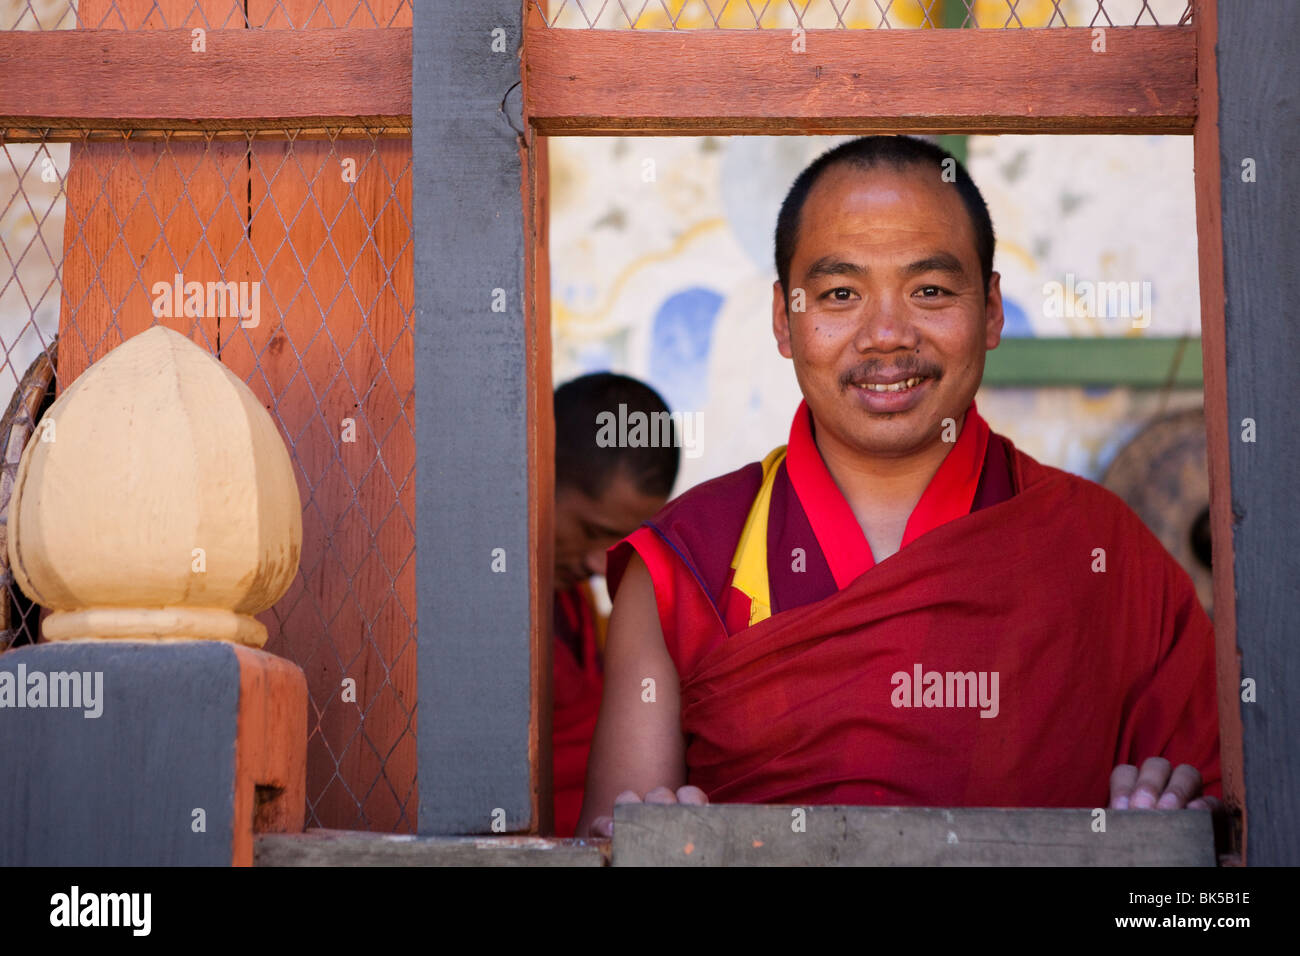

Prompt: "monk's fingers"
[1109,764,1139,809]
[643,786,679,805]
[1156,764,1202,809]
[606,789,648,833]
[1187,795,1222,813]
[1130,757,1173,809]
[675,785,709,806]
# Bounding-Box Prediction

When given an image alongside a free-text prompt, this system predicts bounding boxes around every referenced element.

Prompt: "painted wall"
[549,133,1203,491]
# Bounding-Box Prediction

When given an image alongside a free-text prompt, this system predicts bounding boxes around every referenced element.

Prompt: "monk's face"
[554,469,666,592]
[772,162,1003,460]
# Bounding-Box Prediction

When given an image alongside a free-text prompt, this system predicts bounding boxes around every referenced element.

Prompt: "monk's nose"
[854,294,914,352]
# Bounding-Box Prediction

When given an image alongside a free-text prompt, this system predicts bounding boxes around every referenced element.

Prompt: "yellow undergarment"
[728,445,788,627]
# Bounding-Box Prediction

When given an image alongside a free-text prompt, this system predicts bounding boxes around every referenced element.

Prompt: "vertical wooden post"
[232,0,418,835]
[414,0,545,833]
[522,0,556,837]
[1197,0,1300,866]
[1192,0,1246,857]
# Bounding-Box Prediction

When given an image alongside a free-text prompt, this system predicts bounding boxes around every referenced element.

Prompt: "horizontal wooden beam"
[0,28,411,130]
[983,337,1203,388]
[524,27,1197,135]
[0,26,1196,136]
[611,805,1216,866]
[0,127,411,145]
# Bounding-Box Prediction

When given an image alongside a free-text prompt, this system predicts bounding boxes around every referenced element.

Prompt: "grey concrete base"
[0,642,241,866]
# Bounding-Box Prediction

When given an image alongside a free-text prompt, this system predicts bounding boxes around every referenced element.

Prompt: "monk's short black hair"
[555,372,680,501]
[774,135,996,306]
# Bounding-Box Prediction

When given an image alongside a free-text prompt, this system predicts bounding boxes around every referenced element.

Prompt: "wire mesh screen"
[2,0,1198,840]
[0,119,415,830]
[532,0,1192,29]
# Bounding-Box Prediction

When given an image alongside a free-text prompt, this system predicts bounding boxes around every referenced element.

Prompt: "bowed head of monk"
[553,372,680,593]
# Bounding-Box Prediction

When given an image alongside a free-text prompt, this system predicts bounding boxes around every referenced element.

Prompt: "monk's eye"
[822,287,856,301]
[915,285,950,298]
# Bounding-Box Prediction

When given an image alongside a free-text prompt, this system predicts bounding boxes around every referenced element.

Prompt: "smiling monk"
[577,136,1222,837]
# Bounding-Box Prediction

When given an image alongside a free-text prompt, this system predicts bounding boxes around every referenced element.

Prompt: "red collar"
[784,398,990,588]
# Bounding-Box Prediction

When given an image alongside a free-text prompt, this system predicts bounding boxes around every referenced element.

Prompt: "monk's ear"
[773,280,794,359]
[984,271,1005,351]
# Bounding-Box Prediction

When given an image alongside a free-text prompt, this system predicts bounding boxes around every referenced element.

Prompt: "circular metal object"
[1101,407,1213,617]
[0,338,58,649]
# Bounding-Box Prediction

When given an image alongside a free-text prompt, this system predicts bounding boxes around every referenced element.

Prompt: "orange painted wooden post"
[251,0,411,29]
[237,0,416,833]
[55,0,245,384]
[207,132,417,831]
[1191,0,1245,856]
[76,0,241,28]
[523,0,557,836]
[39,0,418,832]
[55,137,243,383]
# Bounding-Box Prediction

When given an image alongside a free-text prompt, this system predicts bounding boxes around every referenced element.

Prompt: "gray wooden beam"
[611,805,1215,867]
[1216,0,1300,866]
[414,2,537,833]
[256,830,605,867]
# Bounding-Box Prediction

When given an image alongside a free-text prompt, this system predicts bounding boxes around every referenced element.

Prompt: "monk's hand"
[588,785,709,838]
[1109,757,1219,811]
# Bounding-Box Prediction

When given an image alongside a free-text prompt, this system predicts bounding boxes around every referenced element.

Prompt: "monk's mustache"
[841,360,942,388]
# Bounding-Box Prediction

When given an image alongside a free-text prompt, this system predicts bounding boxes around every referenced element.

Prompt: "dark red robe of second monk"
[607,437,1221,810]
[552,583,603,836]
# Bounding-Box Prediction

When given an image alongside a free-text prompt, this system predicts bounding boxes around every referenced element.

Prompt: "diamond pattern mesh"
[529,0,1192,29]
[0,125,416,833]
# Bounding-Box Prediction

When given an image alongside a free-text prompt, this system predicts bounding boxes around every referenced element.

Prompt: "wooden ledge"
[610,805,1217,866]
[255,828,608,866]
[256,806,1216,866]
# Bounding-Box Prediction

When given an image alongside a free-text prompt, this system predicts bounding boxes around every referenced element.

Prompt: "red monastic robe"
[606,400,1221,809]
[552,582,604,837]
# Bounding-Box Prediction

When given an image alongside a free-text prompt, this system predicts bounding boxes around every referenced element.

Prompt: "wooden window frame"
[515,0,1248,858]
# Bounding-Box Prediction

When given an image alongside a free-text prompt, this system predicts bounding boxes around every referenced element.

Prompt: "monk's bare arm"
[577,552,688,836]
